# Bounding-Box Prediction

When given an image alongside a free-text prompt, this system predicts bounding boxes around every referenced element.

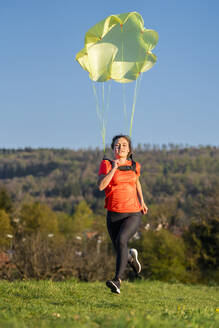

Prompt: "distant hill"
[0,145,218,229]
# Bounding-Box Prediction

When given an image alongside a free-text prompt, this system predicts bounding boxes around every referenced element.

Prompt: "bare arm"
[97,160,119,191]
[136,177,148,214]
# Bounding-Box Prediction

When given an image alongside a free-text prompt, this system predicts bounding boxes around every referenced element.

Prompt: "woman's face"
[113,137,130,159]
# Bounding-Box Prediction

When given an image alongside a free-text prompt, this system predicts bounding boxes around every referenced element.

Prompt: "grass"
[0,279,218,327]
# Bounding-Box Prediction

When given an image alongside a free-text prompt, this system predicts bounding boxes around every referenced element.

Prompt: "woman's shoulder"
[98,159,112,175]
[133,160,141,175]
[135,161,141,168]
[101,159,112,167]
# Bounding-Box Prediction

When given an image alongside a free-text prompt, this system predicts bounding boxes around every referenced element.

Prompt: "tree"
[0,185,13,213]
[20,202,59,235]
[57,212,75,238]
[71,200,94,234]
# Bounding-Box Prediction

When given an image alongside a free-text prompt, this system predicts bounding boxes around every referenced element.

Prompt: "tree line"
[0,145,218,283]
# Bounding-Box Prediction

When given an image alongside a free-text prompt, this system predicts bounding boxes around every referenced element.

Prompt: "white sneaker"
[128,248,141,274]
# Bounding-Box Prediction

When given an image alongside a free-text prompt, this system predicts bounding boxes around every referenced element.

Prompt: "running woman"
[98,135,148,294]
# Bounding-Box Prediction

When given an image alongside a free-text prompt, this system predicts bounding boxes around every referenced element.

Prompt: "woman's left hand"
[141,202,148,215]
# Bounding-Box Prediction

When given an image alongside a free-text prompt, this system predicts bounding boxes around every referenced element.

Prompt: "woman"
[98,135,148,294]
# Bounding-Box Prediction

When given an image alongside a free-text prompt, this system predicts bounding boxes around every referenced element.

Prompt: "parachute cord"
[102,83,105,113]
[106,82,111,113]
[136,73,143,102]
[92,82,101,121]
[120,24,128,133]
[101,83,106,154]
[92,82,106,152]
[129,25,144,137]
[122,83,128,133]
[129,76,142,137]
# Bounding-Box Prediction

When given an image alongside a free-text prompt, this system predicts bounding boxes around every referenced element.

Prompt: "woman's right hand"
[112,159,119,169]
[98,160,118,191]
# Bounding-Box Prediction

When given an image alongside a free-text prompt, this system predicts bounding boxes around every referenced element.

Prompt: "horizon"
[1,142,218,152]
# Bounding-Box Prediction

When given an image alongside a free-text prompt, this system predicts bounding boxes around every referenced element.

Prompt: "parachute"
[76,12,158,149]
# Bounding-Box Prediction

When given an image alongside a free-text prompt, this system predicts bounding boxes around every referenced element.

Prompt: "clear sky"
[1,0,219,149]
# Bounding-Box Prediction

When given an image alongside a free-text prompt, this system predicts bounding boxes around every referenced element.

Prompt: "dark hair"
[111,134,133,159]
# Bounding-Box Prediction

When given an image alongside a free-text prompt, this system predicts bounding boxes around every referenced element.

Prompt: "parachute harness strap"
[102,157,137,173]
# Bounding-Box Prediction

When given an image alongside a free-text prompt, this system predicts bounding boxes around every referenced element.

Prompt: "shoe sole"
[129,248,141,274]
[106,280,120,294]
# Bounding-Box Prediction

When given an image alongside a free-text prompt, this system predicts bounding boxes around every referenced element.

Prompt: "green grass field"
[0,279,218,328]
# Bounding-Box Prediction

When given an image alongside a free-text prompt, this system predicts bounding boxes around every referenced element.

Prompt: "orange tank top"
[98,160,141,213]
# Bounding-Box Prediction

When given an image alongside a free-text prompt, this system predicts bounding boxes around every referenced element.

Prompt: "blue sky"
[0,0,219,149]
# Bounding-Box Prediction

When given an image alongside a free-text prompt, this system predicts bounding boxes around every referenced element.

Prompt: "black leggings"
[107,212,141,280]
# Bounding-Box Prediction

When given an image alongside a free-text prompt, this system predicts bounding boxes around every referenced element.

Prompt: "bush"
[183,218,219,283]
[1,232,114,281]
[132,229,189,282]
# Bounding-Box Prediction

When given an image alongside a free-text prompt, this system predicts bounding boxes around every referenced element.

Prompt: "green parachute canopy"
[76,12,158,83]
[75,12,158,150]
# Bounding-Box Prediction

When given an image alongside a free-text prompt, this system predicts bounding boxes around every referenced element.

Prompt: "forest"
[0,145,218,283]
